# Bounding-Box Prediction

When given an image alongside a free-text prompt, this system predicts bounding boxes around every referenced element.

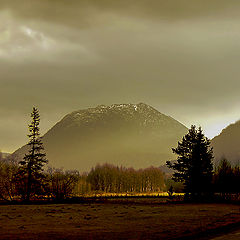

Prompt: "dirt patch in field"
[0,203,240,239]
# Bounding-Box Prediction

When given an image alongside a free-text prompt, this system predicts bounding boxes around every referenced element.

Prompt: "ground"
[0,201,240,239]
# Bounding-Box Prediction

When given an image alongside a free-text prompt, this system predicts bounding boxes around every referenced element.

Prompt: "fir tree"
[167,125,213,198]
[18,107,48,201]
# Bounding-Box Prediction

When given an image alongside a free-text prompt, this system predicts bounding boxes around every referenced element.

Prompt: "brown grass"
[0,202,240,239]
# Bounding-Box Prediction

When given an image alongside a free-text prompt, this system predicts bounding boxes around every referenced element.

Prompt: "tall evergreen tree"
[167,125,213,198]
[18,107,48,201]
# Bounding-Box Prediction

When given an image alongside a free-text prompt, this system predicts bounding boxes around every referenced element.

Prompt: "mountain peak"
[61,103,184,133]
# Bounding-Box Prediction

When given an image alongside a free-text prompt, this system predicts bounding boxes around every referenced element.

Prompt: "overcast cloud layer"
[1,0,240,152]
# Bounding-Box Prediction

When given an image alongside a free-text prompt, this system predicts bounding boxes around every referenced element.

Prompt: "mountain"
[159,161,175,176]
[211,120,240,166]
[14,103,188,171]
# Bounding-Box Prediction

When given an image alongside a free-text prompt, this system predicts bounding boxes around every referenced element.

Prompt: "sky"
[1,0,240,153]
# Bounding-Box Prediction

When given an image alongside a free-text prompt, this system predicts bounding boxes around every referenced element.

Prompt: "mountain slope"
[0,152,10,160]
[212,120,240,166]
[14,103,188,171]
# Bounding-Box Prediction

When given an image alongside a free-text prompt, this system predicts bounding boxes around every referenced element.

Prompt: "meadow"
[1,200,240,239]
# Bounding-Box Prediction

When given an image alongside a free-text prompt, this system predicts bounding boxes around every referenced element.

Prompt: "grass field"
[0,201,240,239]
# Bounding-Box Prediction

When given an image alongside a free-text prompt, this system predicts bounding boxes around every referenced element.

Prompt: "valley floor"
[0,202,240,239]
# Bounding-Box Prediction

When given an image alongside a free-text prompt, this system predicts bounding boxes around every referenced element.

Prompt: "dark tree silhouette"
[87,164,165,193]
[46,167,79,200]
[0,157,18,201]
[167,125,213,198]
[18,107,48,201]
[213,158,234,196]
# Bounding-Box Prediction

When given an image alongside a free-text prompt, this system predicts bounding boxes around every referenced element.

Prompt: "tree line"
[2,154,239,202]
[0,156,80,201]
[213,158,240,196]
[87,164,165,193]
[0,157,166,201]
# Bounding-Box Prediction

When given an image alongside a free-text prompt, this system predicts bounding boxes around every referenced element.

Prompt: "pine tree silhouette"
[19,107,48,201]
[167,125,213,199]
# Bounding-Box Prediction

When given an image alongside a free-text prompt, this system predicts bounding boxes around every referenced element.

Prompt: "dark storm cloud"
[1,0,240,27]
[1,0,240,151]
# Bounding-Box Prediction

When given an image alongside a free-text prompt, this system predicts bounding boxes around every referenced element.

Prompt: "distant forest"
[0,155,168,201]
[0,153,240,202]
